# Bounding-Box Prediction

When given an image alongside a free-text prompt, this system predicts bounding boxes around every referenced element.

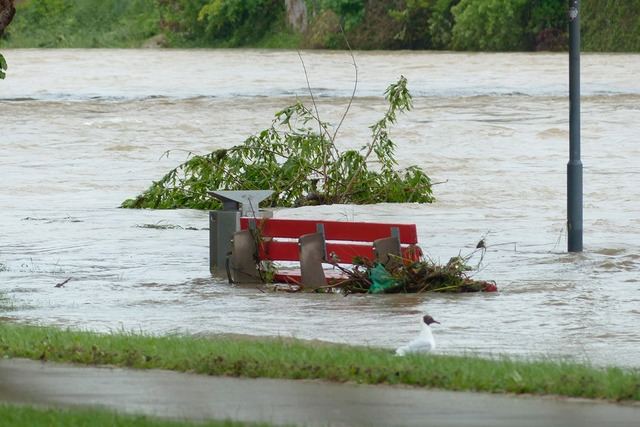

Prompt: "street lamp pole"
[568,0,583,252]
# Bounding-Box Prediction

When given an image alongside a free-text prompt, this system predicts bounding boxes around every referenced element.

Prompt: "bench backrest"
[240,217,419,264]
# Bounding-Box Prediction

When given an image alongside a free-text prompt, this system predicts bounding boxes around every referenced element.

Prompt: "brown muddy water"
[1,49,639,367]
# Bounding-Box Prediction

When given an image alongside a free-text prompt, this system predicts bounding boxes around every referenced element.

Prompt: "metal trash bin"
[207,190,273,276]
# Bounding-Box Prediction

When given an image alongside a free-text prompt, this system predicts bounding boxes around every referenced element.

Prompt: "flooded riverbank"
[1,49,639,366]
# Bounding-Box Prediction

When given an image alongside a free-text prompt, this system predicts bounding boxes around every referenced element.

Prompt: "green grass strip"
[1,322,639,402]
[0,403,276,427]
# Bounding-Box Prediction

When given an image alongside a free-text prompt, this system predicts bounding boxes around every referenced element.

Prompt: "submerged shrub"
[122,76,435,210]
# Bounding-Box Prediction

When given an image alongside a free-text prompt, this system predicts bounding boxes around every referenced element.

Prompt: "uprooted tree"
[122,75,435,210]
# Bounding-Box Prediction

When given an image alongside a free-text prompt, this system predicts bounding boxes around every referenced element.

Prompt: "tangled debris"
[256,252,497,294]
[331,254,497,294]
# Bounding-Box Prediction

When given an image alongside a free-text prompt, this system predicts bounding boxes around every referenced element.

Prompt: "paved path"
[1,358,639,427]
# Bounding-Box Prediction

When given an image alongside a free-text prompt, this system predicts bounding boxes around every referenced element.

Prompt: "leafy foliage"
[5,0,160,48]
[525,0,567,51]
[156,0,208,45]
[389,0,461,49]
[319,0,366,31]
[582,0,640,52]
[273,0,640,52]
[197,0,284,46]
[427,0,460,49]
[322,0,403,50]
[526,0,566,36]
[0,53,6,79]
[451,0,529,51]
[5,0,640,52]
[389,0,433,48]
[122,76,435,210]
[157,0,288,47]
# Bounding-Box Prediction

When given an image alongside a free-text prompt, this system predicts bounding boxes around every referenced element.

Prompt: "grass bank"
[0,404,277,427]
[1,322,639,402]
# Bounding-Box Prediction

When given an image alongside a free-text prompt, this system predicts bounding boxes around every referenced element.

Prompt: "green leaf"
[0,54,7,80]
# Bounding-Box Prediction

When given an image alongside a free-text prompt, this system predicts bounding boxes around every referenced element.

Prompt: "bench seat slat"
[241,218,418,244]
[259,241,375,263]
[258,241,421,264]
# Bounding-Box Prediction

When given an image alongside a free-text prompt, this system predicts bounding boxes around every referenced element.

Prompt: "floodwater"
[1,49,639,367]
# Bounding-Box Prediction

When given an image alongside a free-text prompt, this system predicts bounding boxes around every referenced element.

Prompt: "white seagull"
[395,314,440,356]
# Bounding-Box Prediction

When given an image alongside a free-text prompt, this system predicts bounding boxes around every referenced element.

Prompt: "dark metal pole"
[568,0,583,252]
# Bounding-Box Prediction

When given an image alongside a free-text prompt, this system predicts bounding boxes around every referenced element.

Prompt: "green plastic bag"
[368,264,398,294]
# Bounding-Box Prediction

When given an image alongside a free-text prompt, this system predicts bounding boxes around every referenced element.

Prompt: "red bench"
[227,217,422,289]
